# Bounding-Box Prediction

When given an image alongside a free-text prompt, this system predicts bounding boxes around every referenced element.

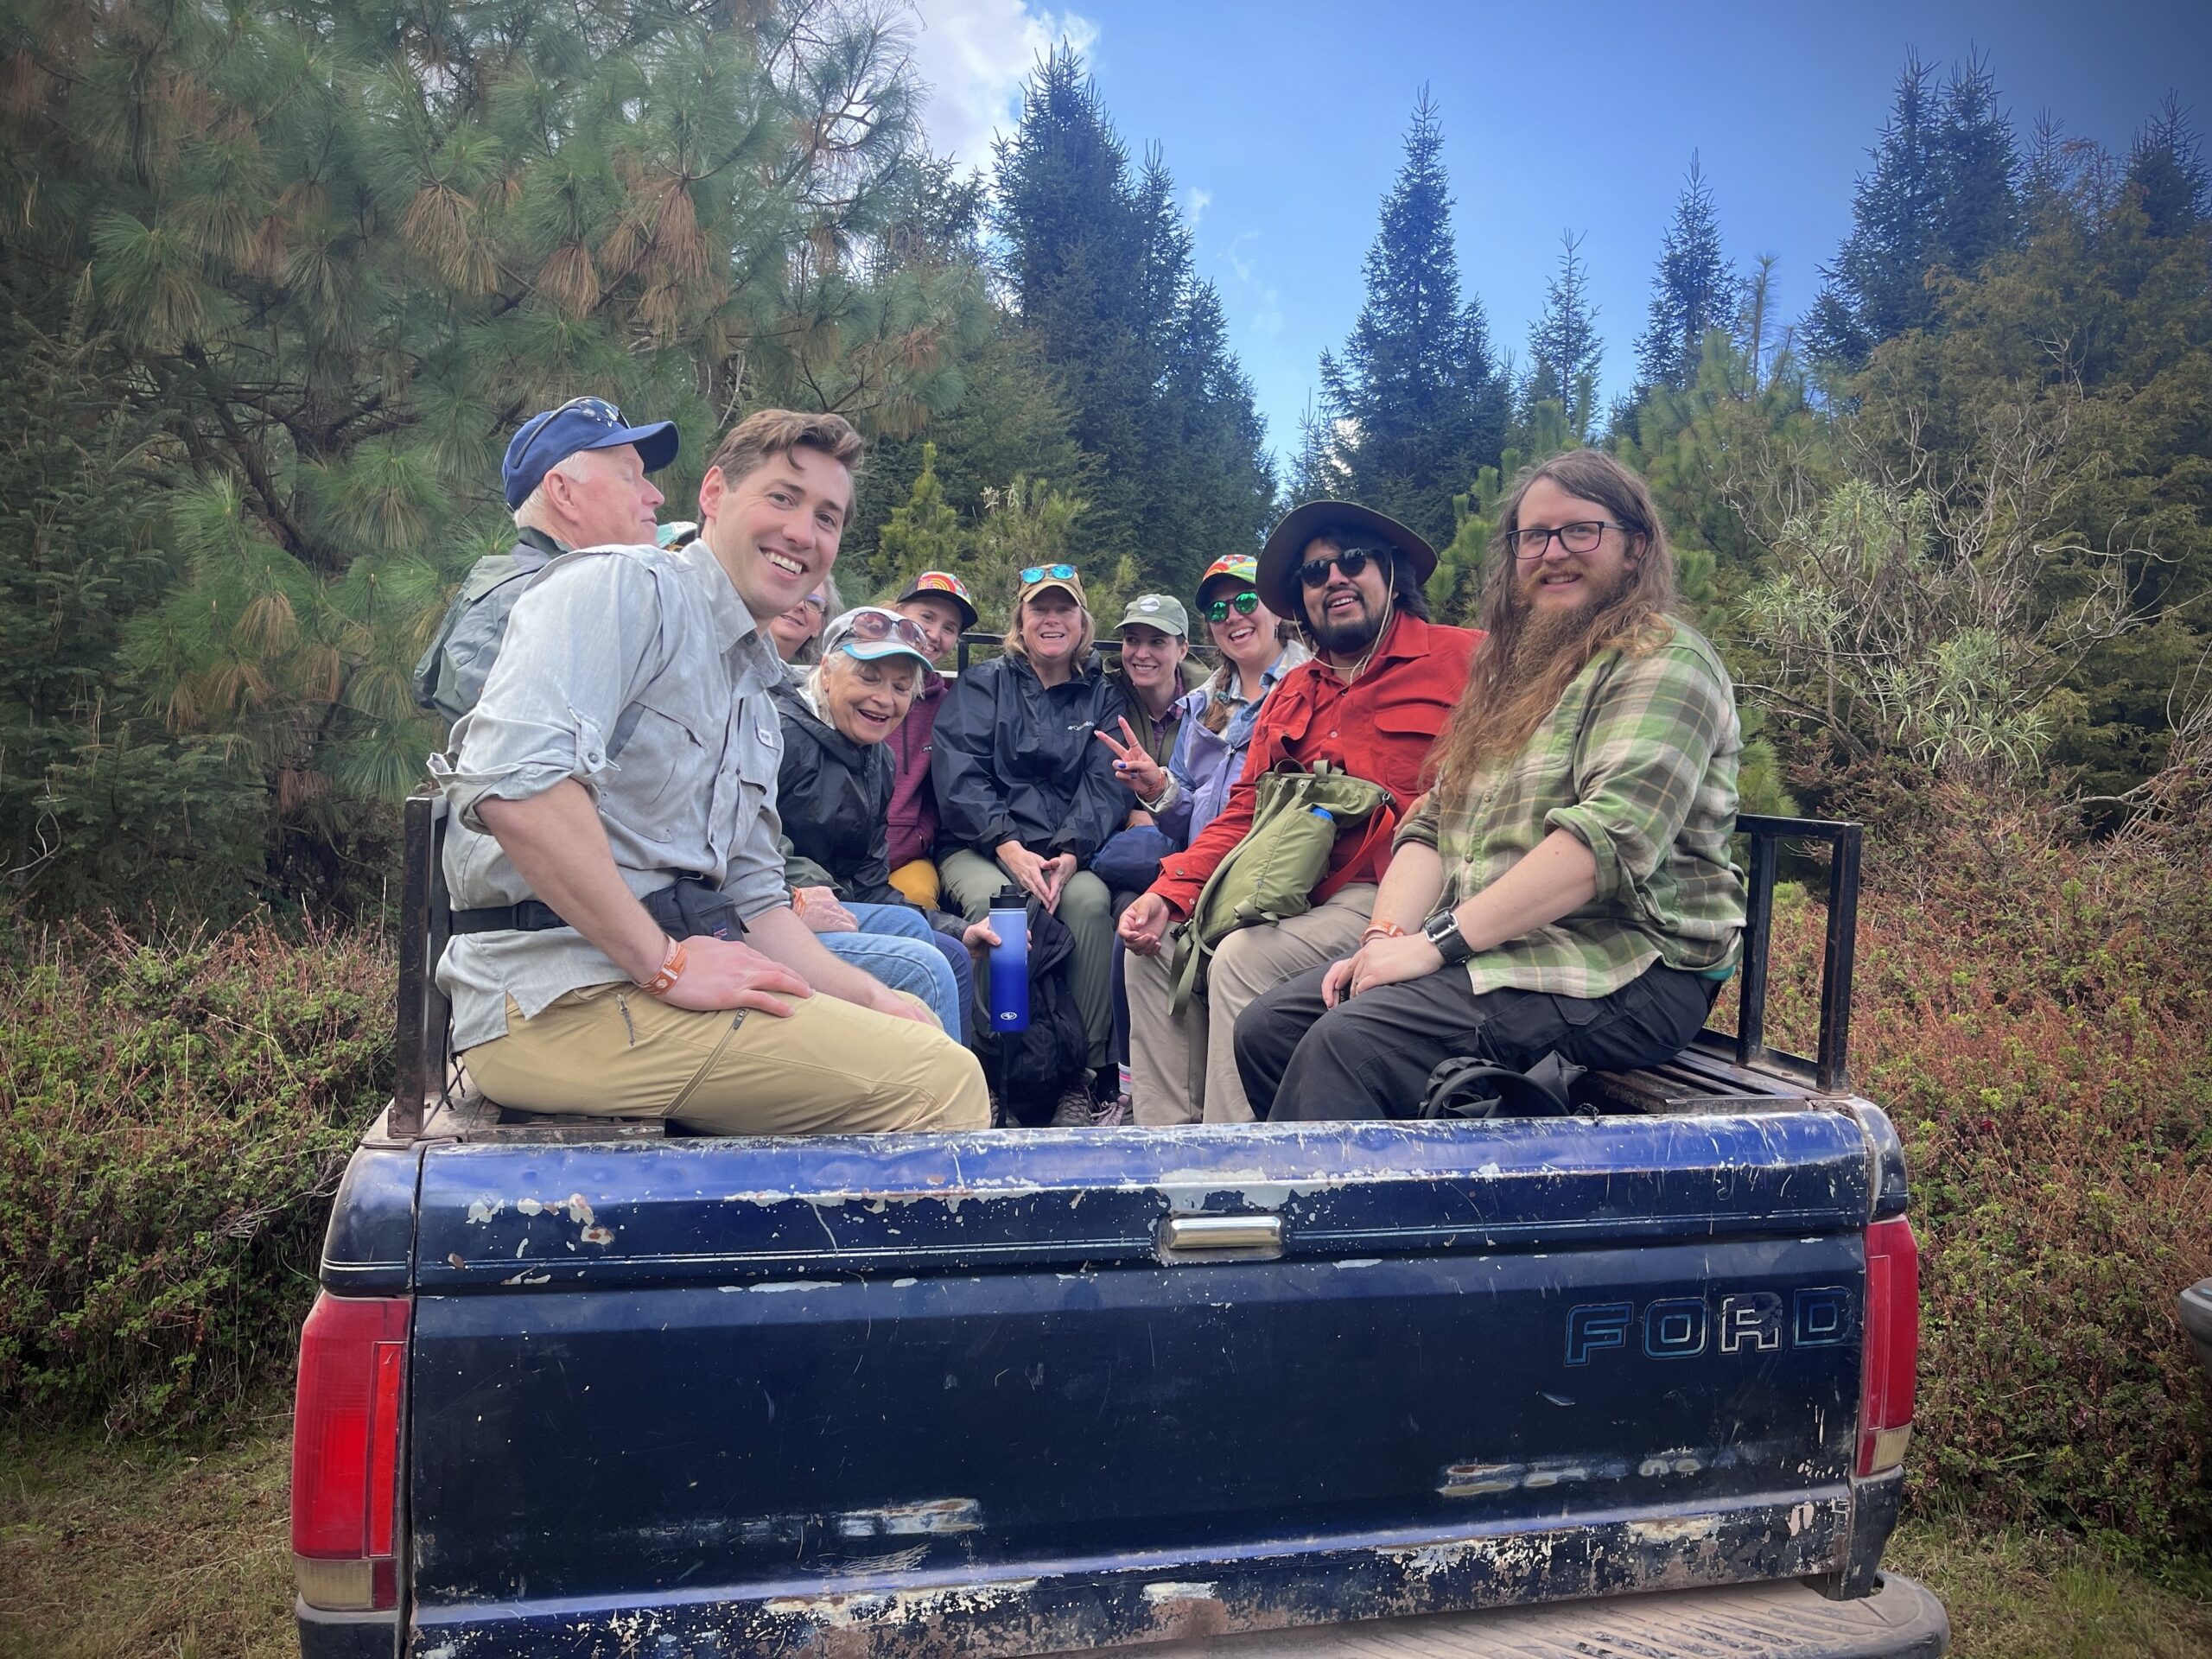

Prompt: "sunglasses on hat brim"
[828,607,931,654]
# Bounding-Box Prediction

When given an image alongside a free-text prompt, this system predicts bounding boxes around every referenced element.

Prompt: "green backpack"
[1166,760,1396,1014]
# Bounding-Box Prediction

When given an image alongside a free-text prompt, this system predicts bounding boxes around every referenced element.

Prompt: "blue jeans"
[821,902,973,1042]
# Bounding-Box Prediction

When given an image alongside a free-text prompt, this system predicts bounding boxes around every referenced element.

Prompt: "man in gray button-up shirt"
[413,395,677,726]
[429,409,988,1135]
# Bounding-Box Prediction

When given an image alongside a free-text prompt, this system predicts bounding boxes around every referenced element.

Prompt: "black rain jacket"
[930,651,1130,865]
[772,679,963,933]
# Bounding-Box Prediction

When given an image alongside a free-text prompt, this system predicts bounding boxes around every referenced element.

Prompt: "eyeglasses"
[1020,563,1078,584]
[1298,548,1375,588]
[832,607,930,652]
[1508,521,1630,560]
[1205,590,1262,623]
[798,592,828,613]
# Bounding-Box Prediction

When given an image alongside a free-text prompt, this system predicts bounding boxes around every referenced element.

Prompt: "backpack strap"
[1313,793,1399,906]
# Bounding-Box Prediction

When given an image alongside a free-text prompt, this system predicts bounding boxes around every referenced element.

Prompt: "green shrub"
[0,916,391,1431]
[1719,783,2212,1562]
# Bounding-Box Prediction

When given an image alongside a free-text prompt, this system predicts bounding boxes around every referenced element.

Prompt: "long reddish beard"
[1428,561,1656,787]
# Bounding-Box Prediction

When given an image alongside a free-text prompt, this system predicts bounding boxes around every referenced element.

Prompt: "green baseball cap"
[1116,594,1189,638]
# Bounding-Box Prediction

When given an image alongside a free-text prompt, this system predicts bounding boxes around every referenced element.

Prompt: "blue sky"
[907,0,2211,468]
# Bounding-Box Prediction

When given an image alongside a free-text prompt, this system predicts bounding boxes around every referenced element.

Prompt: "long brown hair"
[1426,450,1679,789]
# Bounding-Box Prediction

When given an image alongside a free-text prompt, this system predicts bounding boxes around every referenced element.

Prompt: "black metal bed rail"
[956,630,1137,673]
[391,791,453,1140]
[1700,813,1863,1094]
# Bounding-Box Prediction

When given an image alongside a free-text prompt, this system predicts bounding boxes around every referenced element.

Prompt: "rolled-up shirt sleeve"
[432,558,658,832]
[1392,789,1442,852]
[722,803,791,921]
[1543,645,1731,907]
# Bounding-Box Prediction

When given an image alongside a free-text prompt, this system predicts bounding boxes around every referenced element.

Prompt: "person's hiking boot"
[1049,1082,1096,1128]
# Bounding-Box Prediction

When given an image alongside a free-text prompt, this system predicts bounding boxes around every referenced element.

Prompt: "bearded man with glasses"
[1233,451,1746,1123]
[1117,505,1482,1125]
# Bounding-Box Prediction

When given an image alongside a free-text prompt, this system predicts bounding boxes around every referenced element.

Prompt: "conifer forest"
[1,4,2209,1649]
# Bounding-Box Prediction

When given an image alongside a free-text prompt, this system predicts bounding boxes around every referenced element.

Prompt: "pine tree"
[1157,278,1277,589]
[2128,93,2212,237]
[1524,232,1603,445]
[870,443,965,595]
[1935,54,2024,276]
[1738,253,1782,394]
[1634,155,1738,396]
[0,0,993,912]
[1316,91,1503,550]
[993,53,1154,564]
[1808,51,2021,367]
[1808,54,1946,365]
[993,52,1271,584]
[1285,394,1350,507]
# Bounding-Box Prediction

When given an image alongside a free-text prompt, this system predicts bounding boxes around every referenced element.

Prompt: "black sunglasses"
[1205,590,1262,623]
[1298,548,1376,588]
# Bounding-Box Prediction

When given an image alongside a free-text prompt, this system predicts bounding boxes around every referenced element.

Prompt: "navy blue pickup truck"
[288,804,1948,1659]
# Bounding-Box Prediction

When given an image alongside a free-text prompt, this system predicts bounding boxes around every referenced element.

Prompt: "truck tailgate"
[404,1113,1883,1656]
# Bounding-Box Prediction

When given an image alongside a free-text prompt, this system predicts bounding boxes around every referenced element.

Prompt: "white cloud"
[1183,186,1212,230]
[1219,230,1281,335]
[1225,230,1258,283]
[903,0,1101,170]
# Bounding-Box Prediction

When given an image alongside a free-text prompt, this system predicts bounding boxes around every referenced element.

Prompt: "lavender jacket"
[1153,643,1311,849]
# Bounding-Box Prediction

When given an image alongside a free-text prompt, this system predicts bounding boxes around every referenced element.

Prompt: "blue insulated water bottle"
[987,887,1031,1032]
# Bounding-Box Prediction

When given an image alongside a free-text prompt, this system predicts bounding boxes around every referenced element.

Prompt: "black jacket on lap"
[772,680,961,932]
[930,652,1129,864]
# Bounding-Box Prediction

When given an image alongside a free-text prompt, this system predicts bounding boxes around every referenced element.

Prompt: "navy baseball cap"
[502,397,679,510]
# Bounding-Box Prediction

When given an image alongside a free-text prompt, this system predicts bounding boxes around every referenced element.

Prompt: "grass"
[1887,1515,2212,1658]
[3,1415,2209,1658]
[0,1414,294,1659]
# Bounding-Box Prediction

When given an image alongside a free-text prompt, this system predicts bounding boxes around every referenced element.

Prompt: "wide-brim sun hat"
[1255,501,1438,616]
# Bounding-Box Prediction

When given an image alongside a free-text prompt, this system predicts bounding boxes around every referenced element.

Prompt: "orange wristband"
[1359,920,1408,945]
[641,937,687,998]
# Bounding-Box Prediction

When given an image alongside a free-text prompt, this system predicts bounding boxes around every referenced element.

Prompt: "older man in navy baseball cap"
[414,397,681,725]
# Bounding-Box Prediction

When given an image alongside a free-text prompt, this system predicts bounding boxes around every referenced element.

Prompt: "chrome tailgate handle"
[1158,1214,1283,1262]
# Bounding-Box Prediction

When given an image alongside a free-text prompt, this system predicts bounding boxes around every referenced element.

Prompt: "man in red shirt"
[1120,503,1481,1122]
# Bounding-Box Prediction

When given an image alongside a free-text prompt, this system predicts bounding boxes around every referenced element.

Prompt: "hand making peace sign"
[1094,716,1168,803]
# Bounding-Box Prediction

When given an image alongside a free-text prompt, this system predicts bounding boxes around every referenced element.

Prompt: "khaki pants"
[463,983,989,1135]
[1124,884,1376,1124]
[939,849,1114,1071]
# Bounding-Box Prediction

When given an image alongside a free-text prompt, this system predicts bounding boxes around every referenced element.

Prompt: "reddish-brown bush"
[1719,784,2212,1560]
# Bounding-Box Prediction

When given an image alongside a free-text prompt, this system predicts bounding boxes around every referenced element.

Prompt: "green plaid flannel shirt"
[1395,618,1746,997]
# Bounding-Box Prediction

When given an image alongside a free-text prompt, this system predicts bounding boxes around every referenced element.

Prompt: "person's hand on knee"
[1119,893,1175,957]
[1040,853,1077,912]
[656,936,811,1014]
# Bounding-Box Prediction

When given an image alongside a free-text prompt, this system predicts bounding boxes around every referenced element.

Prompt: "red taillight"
[1857,1217,1919,1477]
[291,1292,410,1611]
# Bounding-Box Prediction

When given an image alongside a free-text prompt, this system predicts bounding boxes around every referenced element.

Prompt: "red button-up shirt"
[1149,611,1483,916]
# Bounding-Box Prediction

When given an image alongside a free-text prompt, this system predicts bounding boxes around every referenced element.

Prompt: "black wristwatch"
[1421,906,1474,965]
